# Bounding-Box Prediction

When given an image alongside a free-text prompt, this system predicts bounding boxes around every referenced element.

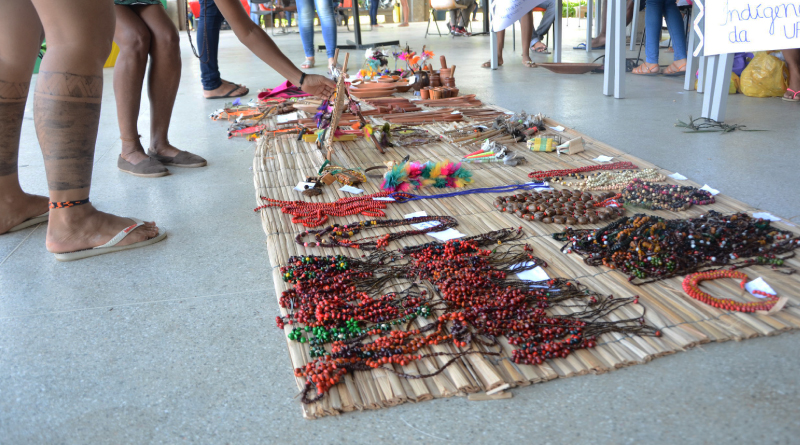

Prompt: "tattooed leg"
[0,0,49,234]
[26,0,160,252]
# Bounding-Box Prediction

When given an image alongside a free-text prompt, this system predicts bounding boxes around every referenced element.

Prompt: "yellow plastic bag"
[739,51,788,97]
[695,72,739,94]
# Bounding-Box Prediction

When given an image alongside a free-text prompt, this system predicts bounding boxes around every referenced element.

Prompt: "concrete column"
[411,0,428,23]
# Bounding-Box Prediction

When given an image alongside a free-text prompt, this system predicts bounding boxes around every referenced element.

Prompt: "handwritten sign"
[704,0,800,55]
[491,0,547,32]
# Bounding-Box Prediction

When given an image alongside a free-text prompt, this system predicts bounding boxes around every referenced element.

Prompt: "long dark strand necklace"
[553,211,800,284]
[295,216,458,250]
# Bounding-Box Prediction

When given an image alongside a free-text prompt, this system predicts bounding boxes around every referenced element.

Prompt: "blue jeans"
[197,0,224,90]
[369,0,379,25]
[645,0,687,64]
[296,0,337,58]
[530,0,555,46]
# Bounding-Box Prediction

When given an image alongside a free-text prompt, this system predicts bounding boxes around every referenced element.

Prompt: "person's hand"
[300,74,336,99]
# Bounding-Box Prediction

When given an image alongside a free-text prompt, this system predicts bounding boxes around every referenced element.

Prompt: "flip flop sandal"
[782,88,800,102]
[118,155,170,178]
[523,61,537,68]
[574,43,605,50]
[7,211,49,233]
[301,57,315,69]
[147,149,207,168]
[53,218,167,262]
[204,83,249,100]
[632,63,660,75]
[481,61,503,68]
[662,61,687,76]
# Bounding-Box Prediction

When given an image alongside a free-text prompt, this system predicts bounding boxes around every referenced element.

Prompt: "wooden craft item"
[557,137,586,156]
[324,52,349,161]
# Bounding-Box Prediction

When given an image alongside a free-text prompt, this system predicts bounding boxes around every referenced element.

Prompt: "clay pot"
[420,88,430,99]
[431,88,441,100]
[440,68,452,79]
[449,88,459,97]
[430,74,441,87]
[445,77,456,88]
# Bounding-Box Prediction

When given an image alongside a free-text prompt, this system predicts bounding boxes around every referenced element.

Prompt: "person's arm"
[213,0,335,97]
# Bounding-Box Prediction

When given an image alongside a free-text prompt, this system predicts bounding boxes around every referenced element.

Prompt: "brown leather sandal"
[662,60,687,77]
[632,62,660,75]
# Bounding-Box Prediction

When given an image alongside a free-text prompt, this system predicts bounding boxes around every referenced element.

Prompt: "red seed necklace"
[682,270,779,313]
[255,191,393,227]
[527,161,639,182]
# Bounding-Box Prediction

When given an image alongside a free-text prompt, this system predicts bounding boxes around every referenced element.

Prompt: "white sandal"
[301,57,315,69]
[7,211,49,233]
[52,217,167,262]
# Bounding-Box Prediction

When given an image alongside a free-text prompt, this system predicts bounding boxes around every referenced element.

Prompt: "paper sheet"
[339,185,364,194]
[404,211,465,240]
[428,228,466,241]
[294,181,317,192]
[700,184,720,195]
[276,111,299,124]
[668,172,688,180]
[516,265,550,282]
[593,155,614,162]
[753,212,781,222]
[549,125,565,132]
[745,277,776,299]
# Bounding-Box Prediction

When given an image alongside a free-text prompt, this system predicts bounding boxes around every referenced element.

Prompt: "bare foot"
[481,57,503,68]
[784,79,800,100]
[120,137,150,165]
[46,204,159,254]
[203,82,248,99]
[521,51,533,64]
[220,79,248,91]
[301,57,315,69]
[591,36,605,48]
[531,41,548,53]
[0,190,49,234]
[398,22,409,27]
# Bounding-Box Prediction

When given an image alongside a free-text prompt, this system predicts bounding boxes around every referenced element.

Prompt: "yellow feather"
[428,162,443,179]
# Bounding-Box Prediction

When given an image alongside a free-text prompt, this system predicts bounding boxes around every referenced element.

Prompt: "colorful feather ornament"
[380,160,473,192]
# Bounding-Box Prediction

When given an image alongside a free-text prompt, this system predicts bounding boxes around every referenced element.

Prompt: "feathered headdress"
[380,160,473,192]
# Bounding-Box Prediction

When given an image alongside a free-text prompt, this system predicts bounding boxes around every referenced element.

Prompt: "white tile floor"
[2,23,798,443]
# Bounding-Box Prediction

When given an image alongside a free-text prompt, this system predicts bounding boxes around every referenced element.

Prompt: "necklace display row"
[620,179,715,211]
[295,216,458,250]
[495,189,624,225]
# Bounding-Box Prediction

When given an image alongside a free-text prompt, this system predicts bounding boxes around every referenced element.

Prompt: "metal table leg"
[553,0,562,62]
[701,53,733,121]
[684,3,700,90]
[629,0,640,51]
[586,0,593,52]
[603,0,625,98]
